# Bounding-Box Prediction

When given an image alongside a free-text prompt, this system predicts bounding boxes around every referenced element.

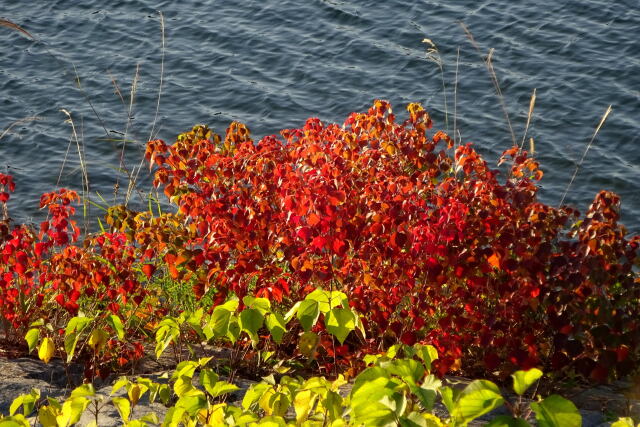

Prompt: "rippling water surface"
[1,0,639,231]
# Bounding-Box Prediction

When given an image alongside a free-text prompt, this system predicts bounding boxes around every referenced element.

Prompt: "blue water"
[1,0,639,232]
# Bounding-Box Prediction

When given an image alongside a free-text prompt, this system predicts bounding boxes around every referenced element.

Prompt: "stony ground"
[0,353,638,426]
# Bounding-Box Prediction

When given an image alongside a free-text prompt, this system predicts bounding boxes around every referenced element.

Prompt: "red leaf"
[142,264,156,279]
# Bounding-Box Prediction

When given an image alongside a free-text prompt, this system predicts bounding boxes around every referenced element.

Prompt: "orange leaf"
[307,213,321,226]
[488,253,501,270]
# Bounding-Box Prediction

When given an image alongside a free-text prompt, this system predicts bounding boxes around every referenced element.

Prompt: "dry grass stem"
[559,105,613,206]
[459,22,517,147]
[520,88,537,151]
[0,18,35,39]
[0,116,43,142]
[422,38,448,132]
[127,11,166,207]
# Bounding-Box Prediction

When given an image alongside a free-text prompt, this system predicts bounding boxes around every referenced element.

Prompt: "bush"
[1,101,638,382]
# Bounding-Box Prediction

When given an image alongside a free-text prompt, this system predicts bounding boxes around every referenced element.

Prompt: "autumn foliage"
[1,101,639,382]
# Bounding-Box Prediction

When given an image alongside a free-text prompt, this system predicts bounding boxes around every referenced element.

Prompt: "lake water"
[1,0,639,232]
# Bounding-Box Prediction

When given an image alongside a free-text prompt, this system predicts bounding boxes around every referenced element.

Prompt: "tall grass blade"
[422,38,448,132]
[520,88,537,151]
[559,105,613,207]
[0,18,35,40]
[0,116,42,142]
[459,22,517,147]
[128,11,166,207]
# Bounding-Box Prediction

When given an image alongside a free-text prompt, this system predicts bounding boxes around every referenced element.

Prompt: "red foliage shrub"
[144,100,639,379]
[1,101,638,381]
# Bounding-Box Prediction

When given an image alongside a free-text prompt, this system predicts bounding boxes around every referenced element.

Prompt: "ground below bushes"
[0,351,638,426]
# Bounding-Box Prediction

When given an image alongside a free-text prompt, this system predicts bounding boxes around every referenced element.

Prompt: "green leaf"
[106,314,125,340]
[173,375,194,398]
[611,418,637,427]
[305,289,348,313]
[162,406,186,427]
[200,368,219,396]
[24,329,39,354]
[140,413,160,424]
[38,405,59,427]
[350,377,402,426]
[352,366,391,396]
[293,389,316,424]
[240,308,264,344]
[486,415,531,427]
[379,359,425,384]
[154,317,180,359]
[243,383,272,410]
[399,411,430,427]
[112,397,131,422]
[70,384,95,398]
[452,380,504,425]
[61,397,90,426]
[207,381,240,398]
[255,415,287,427]
[88,329,109,352]
[512,369,543,396]
[208,307,232,338]
[410,375,441,411]
[172,360,198,380]
[8,388,40,418]
[176,389,208,416]
[266,312,287,344]
[0,414,31,427]
[65,316,92,336]
[64,332,80,363]
[439,386,456,415]
[243,296,271,315]
[298,331,319,359]
[227,315,241,344]
[530,395,581,427]
[111,377,130,396]
[284,301,302,323]
[325,308,356,344]
[297,298,320,331]
[414,344,438,371]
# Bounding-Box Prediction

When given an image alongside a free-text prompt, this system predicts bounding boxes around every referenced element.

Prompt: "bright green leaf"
[265,312,287,344]
[325,308,356,345]
[511,368,543,396]
[297,299,320,332]
[452,380,504,425]
[24,329,39,354]
[530,395,581,427]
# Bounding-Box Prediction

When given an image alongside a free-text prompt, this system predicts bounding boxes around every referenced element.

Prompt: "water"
[1,0,639,232]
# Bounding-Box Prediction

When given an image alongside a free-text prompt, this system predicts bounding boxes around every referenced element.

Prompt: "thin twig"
[559,105,612,207]
[459,22,517,147]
